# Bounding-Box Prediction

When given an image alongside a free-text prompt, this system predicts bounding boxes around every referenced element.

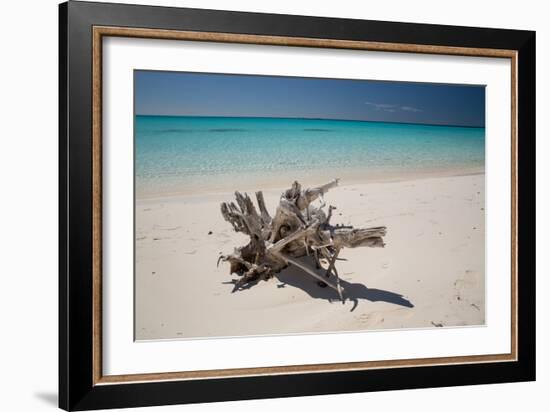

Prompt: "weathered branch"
[255,191,272,226]
[281,254,342,296]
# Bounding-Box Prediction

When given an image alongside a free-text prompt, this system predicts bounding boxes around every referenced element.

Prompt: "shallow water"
[135,116,485,197]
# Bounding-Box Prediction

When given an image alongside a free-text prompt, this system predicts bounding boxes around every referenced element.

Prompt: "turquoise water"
[135,116,485,197]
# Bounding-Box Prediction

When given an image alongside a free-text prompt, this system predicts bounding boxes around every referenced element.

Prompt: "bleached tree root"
[219,179,386,302]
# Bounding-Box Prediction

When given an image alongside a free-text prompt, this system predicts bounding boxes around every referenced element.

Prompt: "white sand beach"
[135,173,485,340]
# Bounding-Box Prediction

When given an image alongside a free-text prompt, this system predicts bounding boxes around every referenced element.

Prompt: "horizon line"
[135,114,485,129]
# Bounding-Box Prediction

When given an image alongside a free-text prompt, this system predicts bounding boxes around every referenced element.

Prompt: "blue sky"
[135,70,485,127]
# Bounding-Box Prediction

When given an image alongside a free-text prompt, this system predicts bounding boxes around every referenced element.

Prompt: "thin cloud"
[364,101,396,111]
[365,101,422,113]
[401,106,423,113]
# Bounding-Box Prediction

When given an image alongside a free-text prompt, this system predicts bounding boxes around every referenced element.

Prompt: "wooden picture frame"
[59,1,535,410]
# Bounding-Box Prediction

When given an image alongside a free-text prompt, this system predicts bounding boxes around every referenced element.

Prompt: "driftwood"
[218,179,386,302]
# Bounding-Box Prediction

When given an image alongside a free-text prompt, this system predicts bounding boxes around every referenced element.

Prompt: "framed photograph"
[59,1,535,410]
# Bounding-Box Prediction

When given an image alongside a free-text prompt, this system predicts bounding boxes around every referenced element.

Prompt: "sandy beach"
[135,173,485,340]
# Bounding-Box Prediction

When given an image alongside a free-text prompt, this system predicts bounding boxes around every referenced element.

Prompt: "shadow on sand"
[275,264,414,312]
[224,257,414,312]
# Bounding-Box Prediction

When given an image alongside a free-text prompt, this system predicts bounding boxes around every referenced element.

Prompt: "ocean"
[135,115,485,198]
